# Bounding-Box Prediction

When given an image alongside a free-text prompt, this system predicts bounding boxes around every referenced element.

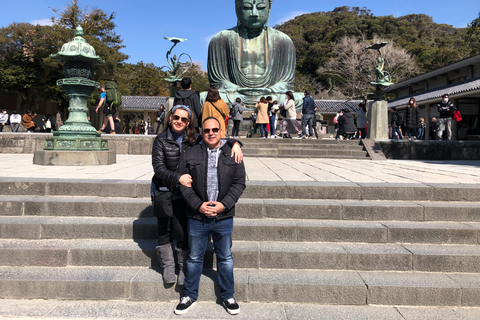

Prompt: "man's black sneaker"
[223,298,240,315]
[174,296,196,315]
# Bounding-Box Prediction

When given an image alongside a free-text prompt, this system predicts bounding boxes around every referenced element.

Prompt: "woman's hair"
[235,97,242,103]
[259,97,267,103]
[286,91,294,100]
[163,106,196,145]
[358,103,367,112]
[409,97,418,108]
[206,87,221,102]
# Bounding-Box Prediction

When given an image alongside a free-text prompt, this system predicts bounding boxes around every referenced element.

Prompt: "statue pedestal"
[368,100,389,140]
[33,150,116,166]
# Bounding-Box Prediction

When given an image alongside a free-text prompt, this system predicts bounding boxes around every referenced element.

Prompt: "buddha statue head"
[235,0,272,29]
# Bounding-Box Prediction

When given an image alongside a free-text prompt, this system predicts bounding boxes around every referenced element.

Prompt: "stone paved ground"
[1,153,480,184]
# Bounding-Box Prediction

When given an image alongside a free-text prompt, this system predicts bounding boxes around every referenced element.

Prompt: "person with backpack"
[230,97,245,138]
[174,77,202,132]
[95,84,116,134]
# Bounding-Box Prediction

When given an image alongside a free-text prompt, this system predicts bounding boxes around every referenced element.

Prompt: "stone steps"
[3,239,480,273]
[0,266,478,307]
[3,180,480,306]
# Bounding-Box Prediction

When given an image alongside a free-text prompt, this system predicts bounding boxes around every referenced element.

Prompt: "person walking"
[390,107,403,140]
[9,111,21,132]
[174,117,246,316]
[418,118,426,140]
[280,91,302,138]
[155,105,166,134]
[404,98,420,140]
[201,87,229,138]
[95,84,116,134]
[355,103,368,139]
[0,110,8,132]
[254,97,269,138]
[301,90,316,138]
[230,98,245,138]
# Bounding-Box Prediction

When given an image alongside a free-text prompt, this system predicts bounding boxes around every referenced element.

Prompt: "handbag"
[452,110,462,122]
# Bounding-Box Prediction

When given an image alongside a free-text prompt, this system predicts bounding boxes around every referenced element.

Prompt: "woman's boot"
[176,248,189,286]
[156,244,176,284]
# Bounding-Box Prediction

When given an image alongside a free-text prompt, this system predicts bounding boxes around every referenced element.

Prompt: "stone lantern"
[33,26,116,165]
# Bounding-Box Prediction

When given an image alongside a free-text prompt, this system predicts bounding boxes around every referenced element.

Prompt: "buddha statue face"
[235,0,271,29]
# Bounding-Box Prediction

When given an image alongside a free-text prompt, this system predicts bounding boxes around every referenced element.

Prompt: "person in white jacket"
[0,110,8,132]
[9,111,21,132]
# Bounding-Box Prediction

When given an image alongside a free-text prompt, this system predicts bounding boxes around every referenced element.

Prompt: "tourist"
[95,84,116,134]
[335,110,343,140]
[301,90,316,138]
[9,111,21,132]
[418,118,426,140]
[355,103,368,139]
[0,110,8,132]
[390,107,403,140]
[22,109,37,133]
[174,77,202,132]
[201,87,229,138]
[133,121,139,134]
[42,114,54,132]
[139,120,146,135]
[152,106,243,286]
[430,117,437,140]
[155,105,166,134]
[280,91,302,139]
[255,97,269,138]
[230,97,245,138]
[338,108,356,140]
[174,117,246,316]
[437,94,456,140]
[404,98,420,140]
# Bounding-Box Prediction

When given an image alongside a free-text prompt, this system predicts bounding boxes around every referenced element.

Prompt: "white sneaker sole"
[174,301,196,315]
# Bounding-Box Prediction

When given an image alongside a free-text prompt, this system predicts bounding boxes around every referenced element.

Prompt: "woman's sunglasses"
[172,115,189,124]
[203,128,220,134]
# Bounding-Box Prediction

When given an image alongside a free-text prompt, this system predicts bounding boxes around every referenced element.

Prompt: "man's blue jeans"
[183,217,234,301]
[301,114,314,136]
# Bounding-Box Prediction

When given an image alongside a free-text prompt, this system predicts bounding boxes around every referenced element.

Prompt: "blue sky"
[1,0,479,70]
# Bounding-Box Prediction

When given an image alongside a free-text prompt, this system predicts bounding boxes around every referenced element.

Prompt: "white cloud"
[30,19,53,26]
[275,11,309,26]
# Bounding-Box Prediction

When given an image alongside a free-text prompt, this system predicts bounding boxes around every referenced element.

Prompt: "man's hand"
[179,174,192,187]
[199,201,225,217]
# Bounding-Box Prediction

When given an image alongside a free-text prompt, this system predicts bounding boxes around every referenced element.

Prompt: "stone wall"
[376,140,480,160]
[0,133,155,155]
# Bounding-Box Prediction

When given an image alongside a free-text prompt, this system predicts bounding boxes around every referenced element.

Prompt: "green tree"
[466,11,480,55]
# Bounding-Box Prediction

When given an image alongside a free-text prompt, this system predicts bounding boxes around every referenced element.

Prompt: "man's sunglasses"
[172,115,189,124]
[203,128,220,134]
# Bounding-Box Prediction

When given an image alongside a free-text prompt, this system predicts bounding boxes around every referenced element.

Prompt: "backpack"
[105,81,122,110]
[230,106,237,118]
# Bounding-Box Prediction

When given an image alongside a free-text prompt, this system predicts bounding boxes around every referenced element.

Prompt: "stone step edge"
[2,180,480,201]
[2,239,480,273]
[0,266,477,306]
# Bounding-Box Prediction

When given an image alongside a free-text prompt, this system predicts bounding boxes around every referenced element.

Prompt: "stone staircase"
[239,138,371,159]
[1,180,480,307]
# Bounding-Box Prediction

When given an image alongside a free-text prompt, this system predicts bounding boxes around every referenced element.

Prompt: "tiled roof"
[314,100,364,114]
[388,77,480,108]
[121,96,168,111]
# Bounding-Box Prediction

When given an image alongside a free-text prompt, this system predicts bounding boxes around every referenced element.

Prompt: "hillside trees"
[466,11,480,55]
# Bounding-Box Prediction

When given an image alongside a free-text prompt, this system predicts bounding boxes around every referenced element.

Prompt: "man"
[437,93,456,140]
[0,110,8,132]
[174,117,246,316]
[174,77,202,132]
[95,85,116,134]
[9,111,21,133]
[300,90,317,138]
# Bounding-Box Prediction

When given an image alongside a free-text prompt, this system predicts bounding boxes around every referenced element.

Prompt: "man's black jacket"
[178,143,246,221]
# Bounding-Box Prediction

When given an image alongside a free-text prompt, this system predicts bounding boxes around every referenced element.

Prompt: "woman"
[231,97,245,138]
[404,98,420,140]
[355,103,367,139]
[151,105,243,285]
[255,97,269,138]
[339,108,357,140]
[22,109,37,132]
[201,87,229,138]
[280,91,302,138]
[155,105,166,134]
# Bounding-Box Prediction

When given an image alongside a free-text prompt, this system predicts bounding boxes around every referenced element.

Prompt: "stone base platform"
[33,150,116,166]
